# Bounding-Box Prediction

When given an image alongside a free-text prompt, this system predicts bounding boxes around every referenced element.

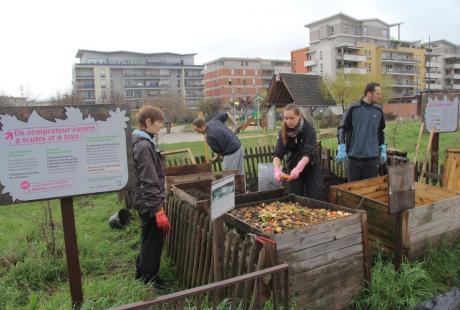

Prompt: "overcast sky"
[1,0,459,99]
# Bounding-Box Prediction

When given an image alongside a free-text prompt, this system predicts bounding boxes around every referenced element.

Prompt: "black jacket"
[337,100,385,159]
[273,118,319,171]
[206,112,241,156]
[130,132,165,215]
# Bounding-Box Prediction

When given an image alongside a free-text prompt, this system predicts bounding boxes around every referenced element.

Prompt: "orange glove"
[155,210,171,234]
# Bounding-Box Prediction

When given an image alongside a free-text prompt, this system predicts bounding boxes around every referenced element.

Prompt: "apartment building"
[73,50,204,107]
[424,40,460,92]
[304,13,426,97]
[290,48,310,73]
[203,57,291,103]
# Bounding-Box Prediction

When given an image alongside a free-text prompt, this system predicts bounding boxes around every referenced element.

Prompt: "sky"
[1,0,459,99]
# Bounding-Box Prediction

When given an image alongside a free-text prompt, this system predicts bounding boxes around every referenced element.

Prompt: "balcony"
[426,84,443,90]
[336,54,366,62]
[343,68,367,74]
[388,84,416,88]
[382,57,418,64]
[75,75,94,80]
[426,61,442,68]
[445,64,460,69]
[382,69,417,76]
[426,72,442,79]
[453,85,460,90]
[76,84,95,90]
[304,60,316,67]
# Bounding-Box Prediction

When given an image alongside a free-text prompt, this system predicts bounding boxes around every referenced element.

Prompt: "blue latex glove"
[335,144,347,163]
[379,144,387,165]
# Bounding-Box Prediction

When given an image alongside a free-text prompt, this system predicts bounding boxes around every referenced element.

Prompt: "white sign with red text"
[0,107,129,202]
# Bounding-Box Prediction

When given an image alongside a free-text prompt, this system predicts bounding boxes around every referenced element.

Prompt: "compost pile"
[230,201,351,233]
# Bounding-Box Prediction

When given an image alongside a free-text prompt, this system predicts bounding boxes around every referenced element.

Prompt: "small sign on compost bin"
[211,175,235,220]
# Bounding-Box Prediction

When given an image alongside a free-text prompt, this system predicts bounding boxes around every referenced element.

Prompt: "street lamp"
[253,96,264,130]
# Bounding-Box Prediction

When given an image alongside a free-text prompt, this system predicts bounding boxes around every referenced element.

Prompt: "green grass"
[350,236,460,310]
[0,194,175,310]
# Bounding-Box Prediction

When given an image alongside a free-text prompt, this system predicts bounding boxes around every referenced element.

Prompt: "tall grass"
[350,237,460,310]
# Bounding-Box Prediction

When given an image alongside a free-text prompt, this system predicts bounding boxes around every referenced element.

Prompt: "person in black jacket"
[131,106,171,288]
[336,82,387,182]
[192,112,244,175]
[273,104,323,200]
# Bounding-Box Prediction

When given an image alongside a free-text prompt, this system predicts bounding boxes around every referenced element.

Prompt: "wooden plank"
[196,216,209,287]
[420,126,435,181]
[333,176,387,192]
[413,121,425,163]
[408,227,460,260]
[278,233,363,267]
[191,213,205,287]
[408,196,460,227]
[277,223,362,255]
[202,220,213,285]
[290,253,364,296]
[416,183,458,198]
[272,213,362,244]
[361,212,371,282]
[300,272,363,310]
[410,214,460,242]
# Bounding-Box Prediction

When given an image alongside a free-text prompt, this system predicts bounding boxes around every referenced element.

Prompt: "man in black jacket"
[336,82,387,182]
[131,106,171,287]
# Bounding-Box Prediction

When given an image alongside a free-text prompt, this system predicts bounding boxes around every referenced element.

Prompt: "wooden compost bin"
[224,193,369,310]
[165,180,284,291]
[164,162,245,194]
[330,175,460,260]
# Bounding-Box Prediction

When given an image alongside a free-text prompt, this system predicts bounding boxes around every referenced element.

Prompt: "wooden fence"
[162,145,444,191]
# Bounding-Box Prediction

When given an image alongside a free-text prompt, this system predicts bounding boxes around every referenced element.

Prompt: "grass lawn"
[160,119,460,164]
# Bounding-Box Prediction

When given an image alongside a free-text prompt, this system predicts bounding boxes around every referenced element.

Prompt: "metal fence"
[109,263,290,310]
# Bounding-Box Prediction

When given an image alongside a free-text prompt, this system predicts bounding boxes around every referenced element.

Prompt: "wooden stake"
[420,126,435,181]
[413,122,425,163]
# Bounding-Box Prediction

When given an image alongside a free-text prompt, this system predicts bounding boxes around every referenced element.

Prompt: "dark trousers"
[347,157,379,182]
[135,212,164,284]
[288,165,324,200]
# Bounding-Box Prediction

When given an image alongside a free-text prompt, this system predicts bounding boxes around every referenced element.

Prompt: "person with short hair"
[336,82,387,182]
[272,104,323,200]
[192,112,244,176]
[131,105,170,288]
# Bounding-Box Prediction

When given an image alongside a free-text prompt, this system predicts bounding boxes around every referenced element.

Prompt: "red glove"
[274,166,282,182]
[155,210,171,234]
[288,159,307,181]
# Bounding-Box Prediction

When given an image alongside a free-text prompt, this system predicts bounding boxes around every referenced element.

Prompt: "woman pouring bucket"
[272,104,324,200]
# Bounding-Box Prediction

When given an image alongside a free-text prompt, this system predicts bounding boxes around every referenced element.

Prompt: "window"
[383,29,388,38]
[344,24,348,34]
[363,27,368,36]
[243,69,246,75]
[319,51,323,60]
[253,78,256,85]
[330,26,334,35]
[255,70,258,76]
[368,63,372,72]
[231,69,234,75]
[228,78,232,85]
[320,64,323,73]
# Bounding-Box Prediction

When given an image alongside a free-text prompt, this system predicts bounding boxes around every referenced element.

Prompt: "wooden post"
[421,127,435,181]
[60,197,84,309]
[212,218,225,300]
[413,122,425,163]
[431,133,440,182]
[387,164,415,272]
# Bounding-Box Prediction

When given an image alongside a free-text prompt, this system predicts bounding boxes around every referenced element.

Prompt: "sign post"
[210,175,235,301]
[388,163,415,271]
[422,93,459,177]
[0,105,133,308]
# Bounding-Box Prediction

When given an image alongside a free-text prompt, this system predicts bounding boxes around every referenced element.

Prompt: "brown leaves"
[231,201,351,234]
